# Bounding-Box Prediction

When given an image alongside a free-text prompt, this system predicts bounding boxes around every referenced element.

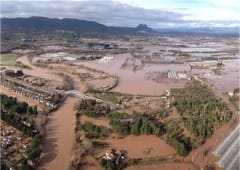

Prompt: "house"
[102,151,114,160]
[99,56,113,63]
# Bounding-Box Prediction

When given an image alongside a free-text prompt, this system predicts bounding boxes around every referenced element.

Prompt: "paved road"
[214,124,240,169]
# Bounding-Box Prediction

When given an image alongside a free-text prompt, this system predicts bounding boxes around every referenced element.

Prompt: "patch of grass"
[98,93,119,104]
[0,53,17,66]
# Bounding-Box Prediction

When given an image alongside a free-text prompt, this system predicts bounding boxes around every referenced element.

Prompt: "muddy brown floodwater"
[15,55,62,82]
[97,135,176,158]
[39,97,78,170]
[126,162,196,170]
[207,59,240,93]
[80,53,188,95]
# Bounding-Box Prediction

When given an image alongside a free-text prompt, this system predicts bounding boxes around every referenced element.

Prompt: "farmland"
[0,53,17,66]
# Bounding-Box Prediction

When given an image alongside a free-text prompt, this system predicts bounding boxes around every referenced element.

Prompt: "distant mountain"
[156,27,239,36]
[1,17,155,35]
[1,17,237,37]
[135,24,154,33]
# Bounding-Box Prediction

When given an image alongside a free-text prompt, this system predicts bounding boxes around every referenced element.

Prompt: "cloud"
[1,0,239,28]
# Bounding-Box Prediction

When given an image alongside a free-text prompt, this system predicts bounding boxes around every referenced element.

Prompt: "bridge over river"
[64,90,120,109]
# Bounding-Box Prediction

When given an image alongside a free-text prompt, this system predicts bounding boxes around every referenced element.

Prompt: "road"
[64,90,119,108]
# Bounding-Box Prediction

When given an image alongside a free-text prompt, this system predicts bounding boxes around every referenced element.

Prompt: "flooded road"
[39,97,78,170]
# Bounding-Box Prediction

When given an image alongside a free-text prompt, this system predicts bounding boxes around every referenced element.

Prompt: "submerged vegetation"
[166,125,193,156]
[82,121,109,138]
[172,80,232,139]
[75,99,111,117]
[109,112,165,136]
[74,80,233,159]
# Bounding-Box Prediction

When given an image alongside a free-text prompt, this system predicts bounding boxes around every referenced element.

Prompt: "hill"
[1,17,155,35]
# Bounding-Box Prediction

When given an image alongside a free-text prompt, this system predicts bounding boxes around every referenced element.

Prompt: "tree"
[27,106,33,115]
[28,148,41,161]
[18,158,33,170]
[130,124,140,135]
[31,134,42,148]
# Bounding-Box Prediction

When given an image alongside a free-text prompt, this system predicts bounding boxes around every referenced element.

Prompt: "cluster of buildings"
[167,71,189,80]
[99,56,113,63]
[101,149,125,161]
[1,122,31,169]
[189,60,221,68]
[167,71,178,79]
[1,76,59,111]
[161,90,171,108]
[36,52,105,63]
[1,130,14,148]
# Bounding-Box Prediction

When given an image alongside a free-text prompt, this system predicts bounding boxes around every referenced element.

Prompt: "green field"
[0,53,17,66]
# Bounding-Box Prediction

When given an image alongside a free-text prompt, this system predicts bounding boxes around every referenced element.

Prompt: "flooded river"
[39,97,77,170]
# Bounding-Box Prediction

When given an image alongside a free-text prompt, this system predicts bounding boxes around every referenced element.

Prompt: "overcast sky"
[1,0,239,28]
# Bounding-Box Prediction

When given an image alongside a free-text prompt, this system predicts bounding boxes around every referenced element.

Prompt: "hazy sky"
[1,0,239,28]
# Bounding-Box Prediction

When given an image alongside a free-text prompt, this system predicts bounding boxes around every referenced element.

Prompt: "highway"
[213,125,240,157]
[213,124,240,169]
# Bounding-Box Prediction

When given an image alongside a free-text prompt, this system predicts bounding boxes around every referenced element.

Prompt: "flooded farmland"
[97,135,176,159]
[202,59,240,93]
[80,53,189,95]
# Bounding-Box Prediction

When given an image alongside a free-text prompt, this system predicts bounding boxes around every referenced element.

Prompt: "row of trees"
[109,112,165,136]
[1,112,38,137]
[1,94,38,115]
[27,134,42,161]
[165,125,193,156]
[82,121,109,138]
[172,80,232,139]
[1,94,39,137]
[18,134,42,170]
[6,70,24,77]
